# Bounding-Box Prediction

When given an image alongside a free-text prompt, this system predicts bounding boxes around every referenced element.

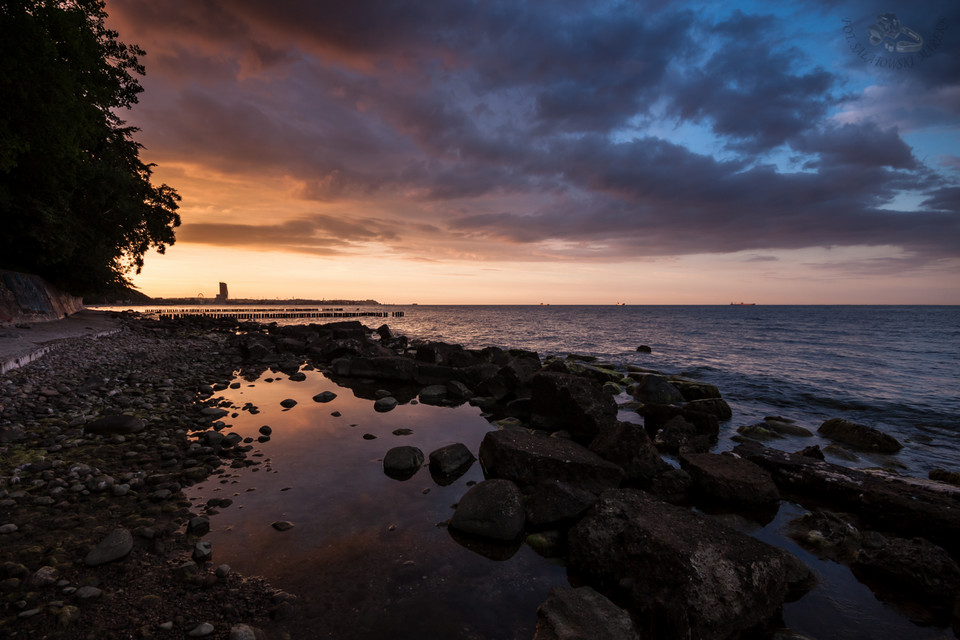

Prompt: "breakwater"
[147,307,404,320]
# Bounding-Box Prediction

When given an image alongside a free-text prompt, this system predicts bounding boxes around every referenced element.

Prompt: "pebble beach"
[1,314,293,639]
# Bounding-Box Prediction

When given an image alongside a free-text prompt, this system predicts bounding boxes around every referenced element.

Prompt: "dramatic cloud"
[104,0,959,301]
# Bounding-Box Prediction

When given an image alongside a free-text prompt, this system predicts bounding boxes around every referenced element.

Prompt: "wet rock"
[628,374,684,404]
[679,452,780,509]
[271,521,294,531]
[373,396,398,412]
[786,510,863,562]
[589,421,670,485]
[640,404,719,440]
[383,446,424,480]
[655,415,712,454]
[279,398,297,409]
[735,423,783,441]
[822,444,859,461]
[930,469,960,487]
[450,479,525,541]
[479,429,624,493]
[735,441,960,554]
[200,407,230,420]
[568,489,811,640]
[525,480,597,528]
[853,536,960,607]
[647,468,693,503]
[636,345,652,353]
[763,416,813,437]
[83,414,145,435]
[84,528,134,566]
[669,377,721,401]
[418,384,448,405]
[530,372,617,441]
[332,355,417,382]
[312,391,337,403]
[0,524,18,534]
[818,418,902,453]
[796,445,825,460]
[187,517,210,536]
[683,398,732,420]
[534,586,639,640]
[428,443,476,484]
[193,541,213,563]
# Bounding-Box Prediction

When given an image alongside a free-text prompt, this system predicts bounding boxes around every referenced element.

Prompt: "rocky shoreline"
[1,315,294,639]
[3,313,960,639]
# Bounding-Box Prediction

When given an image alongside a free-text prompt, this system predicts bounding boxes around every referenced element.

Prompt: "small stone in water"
[280,399,297,409]
[272,520,294,531]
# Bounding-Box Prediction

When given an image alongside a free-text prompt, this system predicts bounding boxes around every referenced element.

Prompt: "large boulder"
[524,480,598,529]
[853,535,960,608]
[683,398,732,420]
[534,586,639,640]
[330,355,417,381]
[415,341,481,368]
[818,418,902,453]
[735,441,960,554]
[530,372,617,440]
[639,404,719,440]
[589,421,670,485]
[669,377,722,401]
[480,429,624,493]
[628,374,684,405]
[499,349,543,390]
[450,479,525,541]
[568,490,810,640]
[679,452,780,509]
[654,414,712,455]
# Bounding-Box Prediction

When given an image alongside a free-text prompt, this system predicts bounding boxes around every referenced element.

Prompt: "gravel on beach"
[0,315,294,639]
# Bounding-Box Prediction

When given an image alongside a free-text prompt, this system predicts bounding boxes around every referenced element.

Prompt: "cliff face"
[0,270,83,324]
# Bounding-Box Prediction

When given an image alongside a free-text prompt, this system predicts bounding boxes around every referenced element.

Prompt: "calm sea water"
[114,303,960,638]
[334,304,960,476]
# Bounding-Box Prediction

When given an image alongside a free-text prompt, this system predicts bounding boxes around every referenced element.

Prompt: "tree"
[0,0,180,295]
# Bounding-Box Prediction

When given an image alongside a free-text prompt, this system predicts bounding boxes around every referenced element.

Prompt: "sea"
[112,304,960,639]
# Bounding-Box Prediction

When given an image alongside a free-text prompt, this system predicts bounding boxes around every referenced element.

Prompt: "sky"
[105,0,960,304]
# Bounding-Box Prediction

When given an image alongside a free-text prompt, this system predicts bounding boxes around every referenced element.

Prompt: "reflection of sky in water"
[185,368,568,639]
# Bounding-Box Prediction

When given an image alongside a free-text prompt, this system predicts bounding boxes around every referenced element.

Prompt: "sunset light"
[103,0,958,303]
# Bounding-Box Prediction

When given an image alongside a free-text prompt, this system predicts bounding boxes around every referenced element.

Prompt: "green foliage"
[0,0,180,295]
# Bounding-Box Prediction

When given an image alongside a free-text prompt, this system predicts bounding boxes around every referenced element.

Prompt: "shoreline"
[3,312,959,639]
[1,314,295,639]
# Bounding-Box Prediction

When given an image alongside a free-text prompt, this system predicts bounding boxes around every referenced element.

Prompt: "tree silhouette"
[0,0,180,294]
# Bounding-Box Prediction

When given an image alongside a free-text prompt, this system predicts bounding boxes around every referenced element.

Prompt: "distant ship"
[730,302,757,305]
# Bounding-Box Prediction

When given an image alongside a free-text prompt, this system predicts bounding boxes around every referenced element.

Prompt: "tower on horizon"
[215,282,228,303]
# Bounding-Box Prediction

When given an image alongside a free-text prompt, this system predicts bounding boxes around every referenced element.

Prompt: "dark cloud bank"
[109,0,960,265]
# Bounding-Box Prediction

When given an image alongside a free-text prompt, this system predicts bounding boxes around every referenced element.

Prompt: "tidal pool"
[185,365,957,640]
[185,367,568,639]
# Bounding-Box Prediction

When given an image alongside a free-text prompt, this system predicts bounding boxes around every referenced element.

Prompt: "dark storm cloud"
[106,0,959,263]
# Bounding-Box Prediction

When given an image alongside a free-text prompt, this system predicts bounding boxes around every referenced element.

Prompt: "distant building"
[215,282,228,302]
